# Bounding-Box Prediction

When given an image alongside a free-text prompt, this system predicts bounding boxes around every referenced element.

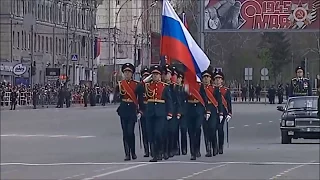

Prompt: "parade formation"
[115,63,233,162]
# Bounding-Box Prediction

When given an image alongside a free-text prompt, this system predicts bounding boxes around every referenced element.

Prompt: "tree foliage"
[260,32,291,80]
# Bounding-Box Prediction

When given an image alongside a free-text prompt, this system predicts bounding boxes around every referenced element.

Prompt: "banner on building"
[203,0,320,31]
[45,68,60,76]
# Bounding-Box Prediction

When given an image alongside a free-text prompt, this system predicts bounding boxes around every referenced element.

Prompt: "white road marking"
[1,170,18,174]
[0,134,96,138]
[176,164,227,180]
[1,161,319,166]
[269,121,273,123]
[81,164,149,180]
[229,127,235,129]
[269,161,315,179]
[59,173,85,180]
[257,123,262,125]
[244,125,249,127]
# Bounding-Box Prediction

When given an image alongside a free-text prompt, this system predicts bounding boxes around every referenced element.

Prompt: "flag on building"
[94,37,101,65]
[160,0,210,83]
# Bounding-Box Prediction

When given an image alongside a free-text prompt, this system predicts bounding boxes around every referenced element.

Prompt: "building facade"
[95,0,161,84]
[0,0,99,86]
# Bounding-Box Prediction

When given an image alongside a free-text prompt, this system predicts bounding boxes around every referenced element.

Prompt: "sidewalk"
[232,97,286,104]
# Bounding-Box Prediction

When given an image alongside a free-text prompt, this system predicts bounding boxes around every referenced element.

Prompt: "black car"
[277,96,320,144]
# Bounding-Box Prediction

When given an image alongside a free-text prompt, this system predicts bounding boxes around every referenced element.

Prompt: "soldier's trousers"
[217,117,226,148]
[180,116,188,154]
[187,114,202,157]
[207,114,218,151]
[120,117,136,156]
[140,115,149,155]
[146,116,164,158]
[169,116,179,156]
[203,119,210,153]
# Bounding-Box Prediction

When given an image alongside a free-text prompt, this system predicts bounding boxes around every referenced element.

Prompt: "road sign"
[71,54,78,61]
[261,76,269,81]
[260,68,269,76]
[244,68,253,80]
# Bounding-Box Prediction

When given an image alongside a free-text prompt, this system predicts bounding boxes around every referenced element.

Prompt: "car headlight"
[281,120,285,126]
[285,120,295,126]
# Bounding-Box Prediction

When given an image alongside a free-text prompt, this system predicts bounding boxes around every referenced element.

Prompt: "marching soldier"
[186,74,208,160]
[144,65,173,162]
[289,66,312,97]
[136,67,151,157]
[202,70,223,157]
[115,63,139,161]
[161,64,180,159]
[214,71,232,154]
[176,71,188,155]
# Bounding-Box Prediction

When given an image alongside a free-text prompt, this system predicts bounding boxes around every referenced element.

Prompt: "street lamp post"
[113,0,131,87]
[133,1,157,73]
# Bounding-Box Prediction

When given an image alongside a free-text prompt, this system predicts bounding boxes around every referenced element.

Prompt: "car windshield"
[287,97,318,110]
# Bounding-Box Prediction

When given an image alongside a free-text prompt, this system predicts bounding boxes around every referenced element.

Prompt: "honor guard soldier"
[115,63,139,161]
[289,66,312,97]
[186,74,208,160]
[145,65,173,162]
[176,71,188,155]
[214,71,232,154]
[161,64,181,159]
[136,67,151,157]
[202,70,223,157]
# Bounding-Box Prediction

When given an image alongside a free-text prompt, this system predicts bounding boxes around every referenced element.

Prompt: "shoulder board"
[133,80,139,83]
[303,78,309,80]
[162,82,169,86]
[292,78,297,80]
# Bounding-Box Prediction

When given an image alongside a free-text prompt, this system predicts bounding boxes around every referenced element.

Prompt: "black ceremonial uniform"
[10,88,17,110]
[186,80,208,160]
[289,66,312,97]
[216,71,232,154]
[136,67,151,157]
[115,63,139,161]
[145,65,173,162]
[202,71,223,157]
[289,77,312,97]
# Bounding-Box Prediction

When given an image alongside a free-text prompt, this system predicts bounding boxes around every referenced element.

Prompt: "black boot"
[175,140,180,156]
[190,137,196,160]
[205,142,212,157]
[219,144,224,154]
[163,138,169,160]
[131,137,137,160]
[123,141,131,161]
[149,143,157,162]
[143,142,150,157]
[212,140,218,156]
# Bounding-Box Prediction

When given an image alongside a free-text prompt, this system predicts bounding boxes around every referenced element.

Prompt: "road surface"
[1,104,319,179]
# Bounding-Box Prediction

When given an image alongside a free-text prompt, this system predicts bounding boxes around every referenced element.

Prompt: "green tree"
[260,32,291,81]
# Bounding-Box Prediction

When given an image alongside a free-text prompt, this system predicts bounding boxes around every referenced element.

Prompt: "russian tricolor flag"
[160,0,210,81]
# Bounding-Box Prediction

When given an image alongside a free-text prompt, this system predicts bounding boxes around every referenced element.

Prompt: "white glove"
[219,115,224,123]
[137,113,141,120]
[177,114,181,119]
[167,116,172,120]
[205,113,210,121]
[226,115,232,122]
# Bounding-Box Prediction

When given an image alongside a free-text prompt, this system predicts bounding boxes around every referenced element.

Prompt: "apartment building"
[0,0,99,85]
[95,0,161,84]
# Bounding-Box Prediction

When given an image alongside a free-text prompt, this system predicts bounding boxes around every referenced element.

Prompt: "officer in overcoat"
[186,73,208,160]
[144,65,173,162]
[136,67,151,157]
[289,66,312,97]
[214,71,232,154]
[115,63,140,161]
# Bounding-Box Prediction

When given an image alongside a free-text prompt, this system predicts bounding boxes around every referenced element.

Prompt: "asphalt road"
[1,104,319,180]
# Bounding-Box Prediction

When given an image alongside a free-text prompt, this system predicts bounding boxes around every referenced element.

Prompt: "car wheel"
[281,130,292,144]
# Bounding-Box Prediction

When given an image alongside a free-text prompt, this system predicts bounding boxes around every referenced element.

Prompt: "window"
[49,37,52,52]
[46,37,48,52]
[50,5,54,23]
[37,4,41,19]
[17,31,20,48]
[42,4,45,20]
[24,31,27,49]
[22,0,25,15]
[28,33,30,50]
[16,0,21,16]
[38,35,40,51]
[34,34,37,51]
[46,5,50,21]
[12,31,15,48]
[28,1,31,14]
[41,36,44,52]
[62,38,65,54]
[55,37,58,55]
[116,0,120,6]
[59,39,61,54]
